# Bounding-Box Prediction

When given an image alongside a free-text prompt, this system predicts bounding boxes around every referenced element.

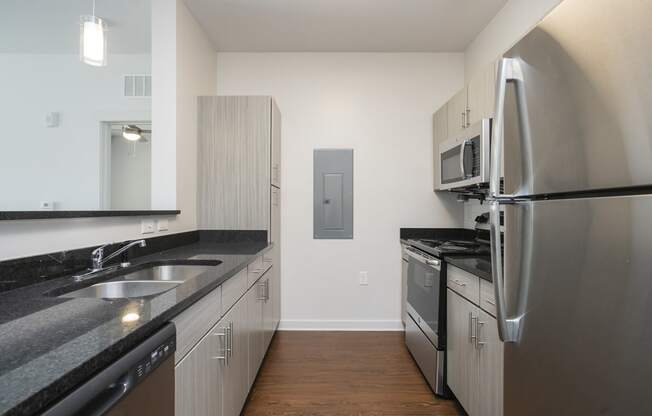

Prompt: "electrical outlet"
[359,271,369,286]
[157,219,169,231]
[140,219,155,234]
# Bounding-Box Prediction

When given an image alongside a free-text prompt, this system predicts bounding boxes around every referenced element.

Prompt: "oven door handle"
[405,247,441,270]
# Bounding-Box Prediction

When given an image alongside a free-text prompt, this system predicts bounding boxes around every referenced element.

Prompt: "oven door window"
[407,257,441,336]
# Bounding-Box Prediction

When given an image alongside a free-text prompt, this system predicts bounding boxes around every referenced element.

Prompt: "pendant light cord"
[92,0,96,17]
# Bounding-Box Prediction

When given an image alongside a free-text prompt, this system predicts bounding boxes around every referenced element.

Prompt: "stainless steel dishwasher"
[43,323,176,416]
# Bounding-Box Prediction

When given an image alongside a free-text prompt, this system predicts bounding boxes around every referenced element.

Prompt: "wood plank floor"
[242,331,463,416]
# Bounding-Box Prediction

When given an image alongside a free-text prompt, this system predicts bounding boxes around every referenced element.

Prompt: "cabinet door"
[270,186,280,244]
[262,270,275,349]
[477,310,504,416]
[467,62,498,125]
[246,278,265,386]
[446,289,479,415]
[221,299,249,416]
[432,104,448,191]
[446,88,468,138]
[175,325,223,416]
[271,99,281,187]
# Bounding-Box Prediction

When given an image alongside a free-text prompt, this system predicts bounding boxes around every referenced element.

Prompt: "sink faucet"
[91,239,147,270]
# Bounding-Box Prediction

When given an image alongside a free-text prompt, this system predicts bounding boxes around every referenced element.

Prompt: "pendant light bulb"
[80,1,107,67]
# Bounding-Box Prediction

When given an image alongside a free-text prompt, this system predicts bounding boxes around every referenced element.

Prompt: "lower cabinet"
[247,276,266,385]
[262,265,280,349]
[174,326,222,416]
[447,288,503,416]
[174,255,278,416]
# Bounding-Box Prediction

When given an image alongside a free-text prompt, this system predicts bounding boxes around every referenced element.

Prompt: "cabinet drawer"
[447,265,480,305]
[480,279,497,316]
[172,285,222,364]
[222,268,247,314]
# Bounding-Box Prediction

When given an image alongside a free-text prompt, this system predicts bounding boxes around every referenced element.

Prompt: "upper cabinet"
[447,87,469,138]
[271,100,282,188]
[198,96,282,232]
[432,105,448,191]
[467,62,498,125]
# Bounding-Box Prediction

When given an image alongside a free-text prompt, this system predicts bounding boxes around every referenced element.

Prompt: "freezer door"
[499,0,652,197]
[502,195,652,415]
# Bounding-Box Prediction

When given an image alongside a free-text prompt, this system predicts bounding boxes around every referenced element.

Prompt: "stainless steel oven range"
[404,245,447,396]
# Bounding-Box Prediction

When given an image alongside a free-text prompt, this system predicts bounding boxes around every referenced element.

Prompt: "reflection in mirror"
[0,0,165,212]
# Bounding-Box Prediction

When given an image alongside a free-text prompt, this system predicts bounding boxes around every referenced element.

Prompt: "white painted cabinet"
[447,265,503,416]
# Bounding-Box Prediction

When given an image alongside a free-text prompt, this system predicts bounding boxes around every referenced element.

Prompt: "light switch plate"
[157,219,169,231]
[141,219,155,234]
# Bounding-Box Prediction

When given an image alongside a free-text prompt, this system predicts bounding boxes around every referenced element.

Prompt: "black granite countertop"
[444,255,492,283]
[0,240,271,416]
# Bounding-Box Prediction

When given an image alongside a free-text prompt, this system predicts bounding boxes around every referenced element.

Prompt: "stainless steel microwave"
[438,118,491,190]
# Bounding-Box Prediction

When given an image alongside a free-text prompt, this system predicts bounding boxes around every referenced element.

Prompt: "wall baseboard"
[278,319,405,331]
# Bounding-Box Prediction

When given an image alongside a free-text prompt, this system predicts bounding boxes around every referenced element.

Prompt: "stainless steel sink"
[118,264,215,282]
[60,281,180,299]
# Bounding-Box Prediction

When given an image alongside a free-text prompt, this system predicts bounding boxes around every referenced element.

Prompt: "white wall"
[464,0,563,82]
[0,54,151,210]
[0,0,216,261]
[216,53,464,330]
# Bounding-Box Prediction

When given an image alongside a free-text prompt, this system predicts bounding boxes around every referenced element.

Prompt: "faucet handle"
[91,244,110,269]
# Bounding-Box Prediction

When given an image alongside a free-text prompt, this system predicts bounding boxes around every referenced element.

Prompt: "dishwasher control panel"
[135,336,175,380]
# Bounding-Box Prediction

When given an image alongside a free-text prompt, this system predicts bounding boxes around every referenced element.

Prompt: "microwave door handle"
[459,140,467,180]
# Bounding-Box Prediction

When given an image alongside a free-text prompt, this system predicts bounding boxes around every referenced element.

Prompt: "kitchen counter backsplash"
[0,230,266,293]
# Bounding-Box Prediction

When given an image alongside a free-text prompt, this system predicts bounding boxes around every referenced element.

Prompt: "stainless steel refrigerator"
[488,0,652,415]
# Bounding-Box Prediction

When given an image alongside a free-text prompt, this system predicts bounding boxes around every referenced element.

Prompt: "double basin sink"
[56,260,222,299]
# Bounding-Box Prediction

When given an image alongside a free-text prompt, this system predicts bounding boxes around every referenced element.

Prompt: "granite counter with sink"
[0,232,271,416]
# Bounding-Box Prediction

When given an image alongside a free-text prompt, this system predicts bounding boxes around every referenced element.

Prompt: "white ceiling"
[0,0,151,54]
[183,0,507,52]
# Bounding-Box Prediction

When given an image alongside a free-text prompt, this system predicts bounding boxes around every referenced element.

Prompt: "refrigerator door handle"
[489,57,529,201]
[490,201,522,343]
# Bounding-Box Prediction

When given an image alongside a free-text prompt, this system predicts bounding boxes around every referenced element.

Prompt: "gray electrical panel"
[313,149,353,239]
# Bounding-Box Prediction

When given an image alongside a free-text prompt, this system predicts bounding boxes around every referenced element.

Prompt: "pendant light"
[80,0,107,67]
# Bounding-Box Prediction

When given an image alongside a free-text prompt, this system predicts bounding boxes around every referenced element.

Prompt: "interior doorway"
[99,121,152,210]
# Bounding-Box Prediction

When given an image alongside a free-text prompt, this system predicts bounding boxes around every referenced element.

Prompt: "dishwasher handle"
[81,372,134,416]
[42,323,176,416]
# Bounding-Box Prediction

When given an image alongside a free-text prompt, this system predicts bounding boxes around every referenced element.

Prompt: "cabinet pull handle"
[265,279,270,301]
[485,299,496,306]
[468,312,477,344]
[476,320,486,349]
[466,108,471,127]
[257,282,267,300]
[212,329,229,365]
[228,322,234,357]
[453,279,467,287]
[461,111,466,129]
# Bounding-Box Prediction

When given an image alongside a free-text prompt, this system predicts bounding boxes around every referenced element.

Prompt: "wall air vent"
[123,74,151,97]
